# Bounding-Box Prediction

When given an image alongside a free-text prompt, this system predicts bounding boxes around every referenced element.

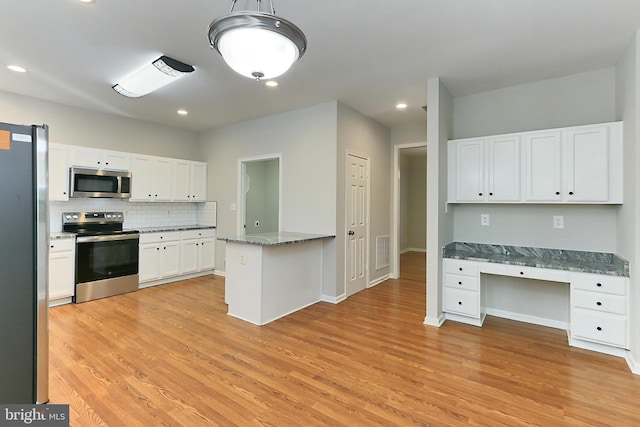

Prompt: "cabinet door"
[161,241,180,277]
[180,239,198,274]
[49,251,75,300]
[487,135,520,201]
[103,151,131,171]
[131,156,154,201]
[190,162,207,201]
[139,243,160,282]
[154,158,173,201]
[49,144,69,201]
[565,125,609,202]
[71,147,103,168]
[172,160,191,201]
[524,131,562,202]
[454,139,485,202]
[198,238,216,271]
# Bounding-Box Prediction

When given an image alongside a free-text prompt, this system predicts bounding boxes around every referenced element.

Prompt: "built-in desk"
[219,232,335,326]
[442,242,630,358]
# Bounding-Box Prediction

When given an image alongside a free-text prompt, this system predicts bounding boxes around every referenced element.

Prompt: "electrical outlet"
[240,254,246,265]
[230,203,237,211]
[553,216,564,229]
[481,214,490,226]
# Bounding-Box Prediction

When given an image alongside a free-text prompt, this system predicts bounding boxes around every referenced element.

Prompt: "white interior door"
[346,154,369,297]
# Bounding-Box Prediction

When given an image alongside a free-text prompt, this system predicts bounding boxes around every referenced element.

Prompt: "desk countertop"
[443,242,629,277]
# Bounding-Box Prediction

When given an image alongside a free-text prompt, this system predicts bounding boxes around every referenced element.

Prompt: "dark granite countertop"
[218,231,335,246]
[50,232,76,240]
[132,225,216,233]
[443,242,629,277]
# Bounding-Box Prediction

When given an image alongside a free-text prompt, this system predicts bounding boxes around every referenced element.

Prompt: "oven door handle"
[76,233,140,243]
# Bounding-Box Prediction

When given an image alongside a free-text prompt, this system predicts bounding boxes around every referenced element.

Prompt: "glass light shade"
[113,56,194,98]
[218,27,299,79]
[208,11,307,81]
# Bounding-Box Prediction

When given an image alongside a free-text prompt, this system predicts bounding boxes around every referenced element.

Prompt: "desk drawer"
[444,259,479,277]
[444,273,479,291]
[572,290,626,315]
[571,309,627,348]
[570,273,626,296]
[480,263,569,282]
[444,288,479,318]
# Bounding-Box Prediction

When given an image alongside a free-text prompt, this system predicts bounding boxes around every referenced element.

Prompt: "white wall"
[391,122,427,146]
[451,68,619,253]
[425,78,454,326]
[197,101,338,292]
[453,68,617,139]
[337,102,392,291]
[615,30,640,370]
[0,90,199,159]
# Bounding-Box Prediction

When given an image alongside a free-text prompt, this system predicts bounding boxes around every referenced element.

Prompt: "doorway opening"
[392,142,427,281]
[237,154,281,236]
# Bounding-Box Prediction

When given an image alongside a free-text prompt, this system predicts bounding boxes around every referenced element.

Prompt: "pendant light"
[207,0,307,81]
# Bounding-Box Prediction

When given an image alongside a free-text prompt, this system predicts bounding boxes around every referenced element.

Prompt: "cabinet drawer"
[444,288,480,318]
[481,263,569,282]
[571,309,627,348]
[572,290,626,315]
[444,273,479,291]
[139,231,181,244]
[570,273,626,296]
[49,239,75,253]
[444,259,479,277]
[181,228,216,240]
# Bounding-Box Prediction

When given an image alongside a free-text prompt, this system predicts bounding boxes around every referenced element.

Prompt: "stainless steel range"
[63,212,139,303]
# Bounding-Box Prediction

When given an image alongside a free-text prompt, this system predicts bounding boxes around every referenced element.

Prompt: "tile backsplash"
[50,200,216,232]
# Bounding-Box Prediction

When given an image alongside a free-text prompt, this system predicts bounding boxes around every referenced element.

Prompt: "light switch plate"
[481,214,490,226]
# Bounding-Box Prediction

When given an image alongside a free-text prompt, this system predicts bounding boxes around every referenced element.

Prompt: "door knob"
[348,230,355,236]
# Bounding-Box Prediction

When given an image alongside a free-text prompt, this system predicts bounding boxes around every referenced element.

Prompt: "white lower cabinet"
[139,228,216,287]
[570,273,629,350]
[442,259,484,326]
[49,238,75,305]
[180,229,216,274]
[139,232,181,283]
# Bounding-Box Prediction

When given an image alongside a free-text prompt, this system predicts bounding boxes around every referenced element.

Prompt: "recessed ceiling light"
[79,0,96,4]
[177,109,188,116]
[7,65,26,73]
[396,103,408,110]
[265,81,278,87]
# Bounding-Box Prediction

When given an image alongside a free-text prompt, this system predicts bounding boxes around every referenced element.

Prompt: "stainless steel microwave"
[69,167,131,198]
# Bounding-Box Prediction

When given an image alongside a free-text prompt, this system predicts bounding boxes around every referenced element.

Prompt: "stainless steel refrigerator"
[0,122,49,404]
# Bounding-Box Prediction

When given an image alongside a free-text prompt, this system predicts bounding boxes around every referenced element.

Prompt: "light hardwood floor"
[49,267,640,426]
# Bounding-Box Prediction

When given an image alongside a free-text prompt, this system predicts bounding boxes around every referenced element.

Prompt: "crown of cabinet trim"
[447,121,623,204]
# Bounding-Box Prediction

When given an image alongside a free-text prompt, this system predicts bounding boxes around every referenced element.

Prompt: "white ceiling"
[1,1,640,132]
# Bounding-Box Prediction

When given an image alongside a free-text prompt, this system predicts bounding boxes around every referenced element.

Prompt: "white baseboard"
[322,293,346,304]
[369,274,390,288]
[625,350,640,375]
[48,297,72,307]
[567,335,628,358]
[213,269,225,277]
[400,248,427,254]
[424,313,446,327]
[138,270,214,289]
[486,308,568,330]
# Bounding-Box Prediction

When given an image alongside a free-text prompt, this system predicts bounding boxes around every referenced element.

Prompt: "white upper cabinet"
[487,135,520,202]
[172,160,191,202]
[190,162,207,201]
[448,121,623,204]
[564,125,610,202]
[451,138,485,202]
[130,155,172,202]
[523,131,562,202]
[49,143,70,201]
[449,135,520,203]
[70,147,131,171]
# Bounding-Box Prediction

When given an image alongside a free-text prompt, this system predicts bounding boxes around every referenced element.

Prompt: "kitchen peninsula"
[219,232,335,325]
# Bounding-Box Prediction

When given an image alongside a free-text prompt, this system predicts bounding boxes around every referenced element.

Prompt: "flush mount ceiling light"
[7,65,27,73]
[207,0,307,81]
[396,102,408,110]
[112,55,194,98]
